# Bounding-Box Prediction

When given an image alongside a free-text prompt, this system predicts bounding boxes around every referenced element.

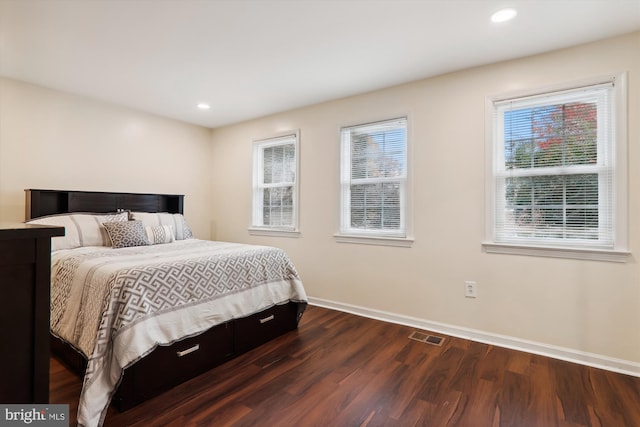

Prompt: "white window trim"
[334,116,414,247]
[249,228,302,238]
[483,73,629,262]
[334,233,414,248]
[249,130,300,237]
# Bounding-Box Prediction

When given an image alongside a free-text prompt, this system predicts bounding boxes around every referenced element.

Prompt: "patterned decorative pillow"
[103,220,150,248]
[145,225,175,245]
[130,212,193,240]
[26,212,129,250]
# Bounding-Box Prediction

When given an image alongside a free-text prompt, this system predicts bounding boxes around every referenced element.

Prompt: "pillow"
[130,212,193,240]
[146,225,175,245]
[103,220,150,248]
[26,212,129,251]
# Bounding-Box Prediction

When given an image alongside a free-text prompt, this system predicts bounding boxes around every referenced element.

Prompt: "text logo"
[0,405,68,427]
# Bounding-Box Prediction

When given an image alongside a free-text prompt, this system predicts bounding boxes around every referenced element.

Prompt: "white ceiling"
[1,0,639,128]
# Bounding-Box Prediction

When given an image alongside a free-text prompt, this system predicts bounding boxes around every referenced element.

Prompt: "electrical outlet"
[464,281,477,298]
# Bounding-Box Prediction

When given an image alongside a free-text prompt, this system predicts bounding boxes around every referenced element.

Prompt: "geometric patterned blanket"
[50,240,307,427]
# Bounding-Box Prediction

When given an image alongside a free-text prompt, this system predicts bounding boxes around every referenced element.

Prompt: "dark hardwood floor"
[50,305,640,426]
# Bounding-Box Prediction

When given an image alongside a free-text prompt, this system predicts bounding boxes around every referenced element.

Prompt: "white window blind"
[252,133,298,232]
[340,117,407,238]
[492,82,616,249]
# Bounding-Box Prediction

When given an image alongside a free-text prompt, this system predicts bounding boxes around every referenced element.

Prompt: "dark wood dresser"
[0,223,64,404]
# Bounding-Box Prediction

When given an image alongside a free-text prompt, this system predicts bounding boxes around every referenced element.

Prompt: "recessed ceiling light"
[197,103,210,110]
[491,8,517,23]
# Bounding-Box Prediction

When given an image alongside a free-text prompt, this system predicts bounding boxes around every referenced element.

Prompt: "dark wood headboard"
[25,189,184,220]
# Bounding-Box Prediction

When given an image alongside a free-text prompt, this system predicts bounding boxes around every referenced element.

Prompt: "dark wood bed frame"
[26,189,307,411]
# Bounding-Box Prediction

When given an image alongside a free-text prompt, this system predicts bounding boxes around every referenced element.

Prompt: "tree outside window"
[504,101,600,240]
[492,82,617,250]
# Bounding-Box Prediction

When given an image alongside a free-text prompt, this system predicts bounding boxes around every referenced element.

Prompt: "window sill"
[248,228,301,238]
[482,242,630,263]
[334,233,414,248]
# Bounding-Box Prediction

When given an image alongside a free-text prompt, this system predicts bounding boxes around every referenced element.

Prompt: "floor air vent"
[408,331,444,346]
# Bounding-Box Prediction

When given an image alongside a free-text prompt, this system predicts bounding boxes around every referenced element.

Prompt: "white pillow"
[27,212,129,251]
[130,212,193,240]
[146,225,175,245]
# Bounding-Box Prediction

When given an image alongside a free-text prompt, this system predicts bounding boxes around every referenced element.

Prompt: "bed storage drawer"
[234,303,299,353]
[113,321,234,410]
[51,302,306,412]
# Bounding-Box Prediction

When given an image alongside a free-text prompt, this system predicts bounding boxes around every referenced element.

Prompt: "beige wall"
[1,33,636,368]
[0,77,213,237]
[210,32,640,365]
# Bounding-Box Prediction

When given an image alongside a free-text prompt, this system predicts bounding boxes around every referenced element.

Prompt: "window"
[484,74,628,261]
[337,117,412,246]
[251,132,299,236]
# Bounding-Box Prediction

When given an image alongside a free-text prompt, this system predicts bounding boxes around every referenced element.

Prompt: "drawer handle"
[176,344,200,357]
[260,314,275,324]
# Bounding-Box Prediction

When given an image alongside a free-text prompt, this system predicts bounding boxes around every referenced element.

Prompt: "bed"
[25,189,308,427]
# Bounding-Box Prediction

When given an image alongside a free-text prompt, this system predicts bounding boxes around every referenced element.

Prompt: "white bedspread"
[50,239,307,427]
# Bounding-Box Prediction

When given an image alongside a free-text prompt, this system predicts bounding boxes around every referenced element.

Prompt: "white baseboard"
[307,297,640,378]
